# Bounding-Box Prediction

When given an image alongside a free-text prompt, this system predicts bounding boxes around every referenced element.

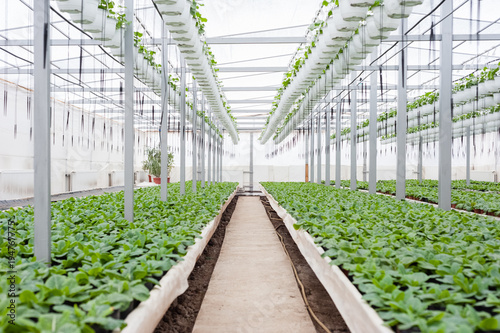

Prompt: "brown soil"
[259,196,350,333]
[154,196,238,333]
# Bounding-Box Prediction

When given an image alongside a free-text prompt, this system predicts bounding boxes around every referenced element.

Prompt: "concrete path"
[193,197,316,333]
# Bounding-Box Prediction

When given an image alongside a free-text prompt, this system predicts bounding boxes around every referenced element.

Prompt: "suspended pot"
[383,0,414,19]
[333,9,360,32]
[339,0,369,22]
[324,17,353,41]
[365,18,392,40]
[55,0,87,15]
[152,0,177,5]
[67,0,99,24]
[110,44,126,58]
[461,86,476,101]
[462,101,474,114]
[494,92,500,104]
[103,28,124,48]
[92,17,117,41]
[171,24,197,42]
[82,8,107,33]
[348,0,376,7]
[483,96,496,109]
[385,0,423,8]
[371,6,400,32]
[477,81,490,97]
[352,34,375,55]
[163,5,191,27]
[157,0,187,16]
[453,89,467,105]
[358,26,382,47]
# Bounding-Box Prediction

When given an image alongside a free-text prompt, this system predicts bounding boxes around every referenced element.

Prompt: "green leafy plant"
[142,147,174,178]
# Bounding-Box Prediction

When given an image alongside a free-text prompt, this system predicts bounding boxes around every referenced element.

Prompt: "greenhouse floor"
[192,196,317,333]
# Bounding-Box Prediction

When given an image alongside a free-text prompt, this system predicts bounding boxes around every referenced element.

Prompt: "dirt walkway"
[192,196,316,333]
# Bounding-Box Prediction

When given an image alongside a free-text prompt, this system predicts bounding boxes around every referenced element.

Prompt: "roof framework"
[0,0,499,133]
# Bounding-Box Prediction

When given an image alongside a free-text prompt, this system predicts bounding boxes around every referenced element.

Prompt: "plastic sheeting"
[260,185,393,333]
[120,188,238,333]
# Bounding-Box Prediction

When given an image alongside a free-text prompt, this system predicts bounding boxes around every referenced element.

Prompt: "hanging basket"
[67,0,99,24]
[92,17,117,41]
[494,93,500,104]
[339,0,369,22]
[82,8,107,33]
[163,5,190,27]
[371,6,400,32]
[365,18,392,40]
[333,9,360,32]
[383,0,414,19]
[348,0,376,7]
[103,28,124,49]
[156,0,186,16]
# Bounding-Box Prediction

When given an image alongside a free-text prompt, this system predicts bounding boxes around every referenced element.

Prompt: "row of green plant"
[0,182,237,332]
[324,179,500,214]
[374,181,500,216]
[262,182,500,332]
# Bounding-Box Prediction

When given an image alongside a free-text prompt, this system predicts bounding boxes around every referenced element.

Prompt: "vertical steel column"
[160,26,169,201]
[350,73,357,191]
[418,135,423,183]
[363,140,368,182]
[325,105,331,186]
[212,132,216,183]
[219,138,223,182]
[317,111,322,184]
[200,96,206,188]
[438,0,453,210]
[191,82,197,193]
[179,61,186,195]
[369,57,377,194]
[310,116,315,183]
[396,20,408,201]
[305,125,309,182]
[124,0,134,221]
[335,99,341,189]
[250,132,254,191]
[207,126,212,185]
[466,126,471,186]
[34,0,51,262]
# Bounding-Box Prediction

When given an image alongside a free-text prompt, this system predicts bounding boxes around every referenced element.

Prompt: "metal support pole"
[438,0,453,210]
[305,126,309,182]
[192,82,197,193]
[219,138,223,182]
[418,135,423,183]
[335,100,341,189]
[466,126,471,186]
[207,126,212,185]
[250,132,254,191]
[396,20,408,201]
[201,96,206,188]
[310,117,315,183]
[325,106,331,186]
[212,132,216,183]
[317,112,322,184]
[124,0,134,221]
[34,0,51,262]
[363,140,368,182]
[369,54,378,194]
[350,73,357,191]
[160,27,169,201]
[179,61,186,195]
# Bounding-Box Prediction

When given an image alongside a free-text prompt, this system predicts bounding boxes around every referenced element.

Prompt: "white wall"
[0,79,153,200]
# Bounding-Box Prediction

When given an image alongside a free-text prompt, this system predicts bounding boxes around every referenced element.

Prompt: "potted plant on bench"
[142,147,174,184]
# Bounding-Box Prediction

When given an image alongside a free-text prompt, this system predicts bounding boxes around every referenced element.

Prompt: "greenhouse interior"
[1,0,500,332]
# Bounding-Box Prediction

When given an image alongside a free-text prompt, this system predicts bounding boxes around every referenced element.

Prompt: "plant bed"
[153,195,238,333]
[0,182,238,333]
[261,182,500,333]
[259,196,350,333]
